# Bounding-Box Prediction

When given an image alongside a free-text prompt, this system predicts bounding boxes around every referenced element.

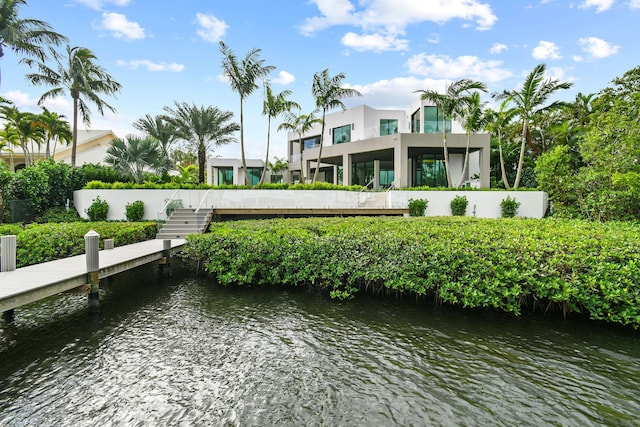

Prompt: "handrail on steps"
[158,188,180,217]
[195,189,211,215]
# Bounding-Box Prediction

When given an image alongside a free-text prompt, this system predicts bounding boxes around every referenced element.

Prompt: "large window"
[333,124,351,144]
[411,109,420,133]
[380,119,398,136]
[424,106,451,134]
[413,153,447,187]
[247,167,263,186]
[352,160,374,186]
[303,136,320,150]
[217,167,233,185]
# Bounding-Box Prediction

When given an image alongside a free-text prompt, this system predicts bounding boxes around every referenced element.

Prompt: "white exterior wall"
[74,189,548,220]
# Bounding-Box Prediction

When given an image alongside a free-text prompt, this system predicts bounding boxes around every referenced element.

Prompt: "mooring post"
[162,239,172,276]
[85,230,100,313]
[1,235,17,322]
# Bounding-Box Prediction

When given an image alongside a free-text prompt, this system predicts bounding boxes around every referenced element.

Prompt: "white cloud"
[631,0,640,8]
[406,53,513,83]
[578,36,620,58]
[75,0,130,10]
[300,0,497,52]
[2,90,73,116]
[100,12,145,41]
[272,71,295,85]
[341,31,409,52]
[532,40,562,60]
[116,59,185,72]
[579,0,614,12]
[196,13,228,43]
[489,43,508,54]
[427,33,440,44]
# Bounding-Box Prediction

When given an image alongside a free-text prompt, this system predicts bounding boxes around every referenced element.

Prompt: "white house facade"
[287,99,490,189]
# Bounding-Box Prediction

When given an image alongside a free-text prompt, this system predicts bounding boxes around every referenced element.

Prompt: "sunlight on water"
[1,264,639,426]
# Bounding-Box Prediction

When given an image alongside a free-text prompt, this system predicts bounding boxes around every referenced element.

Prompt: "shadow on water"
[1,261,639,426]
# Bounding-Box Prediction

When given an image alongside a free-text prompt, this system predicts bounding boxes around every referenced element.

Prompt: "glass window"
[380,119,398,136]
[217,167,233,185]
[351,160,374,186]
[333,125,351,144]
[303,136,320,150]
[247,167,263,186]
[413,153,447,187]
[411,109,420,133]
[424,106,451,134]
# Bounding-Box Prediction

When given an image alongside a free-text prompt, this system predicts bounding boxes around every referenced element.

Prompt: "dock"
[0,238,184,314]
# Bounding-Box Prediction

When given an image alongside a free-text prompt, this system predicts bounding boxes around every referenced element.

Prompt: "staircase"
[156,208,214,239]
[358,191,387,208]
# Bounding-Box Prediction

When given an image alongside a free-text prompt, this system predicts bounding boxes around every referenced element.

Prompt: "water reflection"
[1,263,639,426]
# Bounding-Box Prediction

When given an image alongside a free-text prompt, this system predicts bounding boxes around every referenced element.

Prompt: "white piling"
[84,230,100,313]
[1,235,16,272]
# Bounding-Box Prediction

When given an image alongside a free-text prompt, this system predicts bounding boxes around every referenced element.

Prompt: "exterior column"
[373,160,380,189]
[394,139,409,188]
[333,165,338,185]
[480,142,491,188]
[342,153,352,186]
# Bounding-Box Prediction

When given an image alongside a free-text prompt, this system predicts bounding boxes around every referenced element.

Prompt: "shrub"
[408,198,428,216]
[86,196,109,221]
[165,199,183,217]
[125,200,145,222]
[500,196,521,218]
[450,195,468,216]
[36,206,82,223]
[11,165,50,214]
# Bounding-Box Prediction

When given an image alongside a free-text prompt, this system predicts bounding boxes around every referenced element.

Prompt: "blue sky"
[2,0,639,161]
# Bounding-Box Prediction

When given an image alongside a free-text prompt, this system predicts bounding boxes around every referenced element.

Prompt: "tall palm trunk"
[198,141,206,184]
[514,119,528,190]
[442,116,452,188]
[239,97,250,187]
[456,131,471,188]
[312,109,326,183]
[498,129,511,189]
[72,95,78,167]
[259,115,271,185]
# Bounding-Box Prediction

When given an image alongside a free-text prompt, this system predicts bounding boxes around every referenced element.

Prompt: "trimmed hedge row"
[84,180,365,192]
[0,222,157,267]
[183,217,640,328]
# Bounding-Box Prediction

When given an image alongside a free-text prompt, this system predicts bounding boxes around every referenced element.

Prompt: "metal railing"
[357,178,375,207]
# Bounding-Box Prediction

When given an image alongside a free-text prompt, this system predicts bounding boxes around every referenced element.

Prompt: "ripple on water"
[1,269,639,426]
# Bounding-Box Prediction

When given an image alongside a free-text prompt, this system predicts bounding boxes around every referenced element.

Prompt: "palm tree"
[415,79,486,188]
[26,45,122,167]
[278,109,322,183]
[260,84,300,185]
[0,105,45,165]
[0,0,67,85]
[163,101,240,184]
[485,100,517,189]
[494,63,572,189]
[36,107,71,158]
[219,41,275,187]
[311,69,361,183]
[456,92,488,188]
[133,114,180,156]
[104,135,171,184]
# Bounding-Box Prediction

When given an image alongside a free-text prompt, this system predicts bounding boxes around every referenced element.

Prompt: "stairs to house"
[358,191,387,208]
[156,208,214,239]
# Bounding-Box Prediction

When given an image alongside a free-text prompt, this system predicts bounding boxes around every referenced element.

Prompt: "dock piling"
[1,235,17,322]
[85,230,100,313]
[160,239,172,276]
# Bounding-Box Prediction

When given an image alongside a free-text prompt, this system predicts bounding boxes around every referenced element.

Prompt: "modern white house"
[206,158,271,186]
[287,98,490,189]
[0,129,118,171]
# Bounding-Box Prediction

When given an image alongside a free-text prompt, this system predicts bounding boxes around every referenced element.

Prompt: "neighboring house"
[207,158,269,186]
[0,129,117,171]
[287,99,490,188]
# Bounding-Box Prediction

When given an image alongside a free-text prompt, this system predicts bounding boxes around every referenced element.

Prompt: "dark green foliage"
[182,217,640,328]
[408,198,428,216]
[11,165,50,213]
[79,163,126,183]
[450,195,468,216]
[83,180,366,191]
[12,222,156,267]
[36,206,82,223]
[86,196,108,221]
[125,200,145,222]
[500,196,521,218]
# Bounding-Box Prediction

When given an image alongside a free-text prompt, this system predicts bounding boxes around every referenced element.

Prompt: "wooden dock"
[0,239,184,314]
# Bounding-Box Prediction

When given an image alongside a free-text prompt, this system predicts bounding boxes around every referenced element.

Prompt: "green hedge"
[1,222,157,267]
[84,180,365,191]
[182,217,640,328]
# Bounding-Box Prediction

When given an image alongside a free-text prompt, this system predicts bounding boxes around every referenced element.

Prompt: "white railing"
[195,189,212,214]
[157,189,182,229]
[357,178,375,207]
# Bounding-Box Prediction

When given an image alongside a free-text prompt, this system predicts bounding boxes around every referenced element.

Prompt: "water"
[1,264,639,426]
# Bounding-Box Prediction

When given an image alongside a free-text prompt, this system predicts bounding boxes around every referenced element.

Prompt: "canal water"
[0,264,638,426]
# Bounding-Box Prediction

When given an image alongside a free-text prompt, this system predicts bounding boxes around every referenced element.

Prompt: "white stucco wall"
[74,189,549,221]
